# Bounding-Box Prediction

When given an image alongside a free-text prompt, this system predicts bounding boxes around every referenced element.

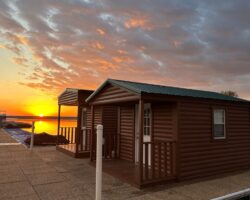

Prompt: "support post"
[57,105,61,145]
[30,121,35,150]
[96,125,103,200]
[138,99,144,185]
[76,105,82,154]
[90,105,94,161]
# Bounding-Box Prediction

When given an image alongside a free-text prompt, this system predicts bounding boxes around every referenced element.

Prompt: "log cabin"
[56,88,118,158]
[84,79,250,188]
[56,88,93,158]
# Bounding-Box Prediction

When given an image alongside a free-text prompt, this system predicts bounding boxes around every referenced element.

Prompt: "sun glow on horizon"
[39,114,44,117]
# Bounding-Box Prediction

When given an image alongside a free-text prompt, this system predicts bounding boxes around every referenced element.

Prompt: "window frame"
[143,103,152,137]
[212,108,227,140]
[81,107,87,130]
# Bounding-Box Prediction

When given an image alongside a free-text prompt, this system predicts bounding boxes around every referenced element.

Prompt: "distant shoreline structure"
[6,116,76,120]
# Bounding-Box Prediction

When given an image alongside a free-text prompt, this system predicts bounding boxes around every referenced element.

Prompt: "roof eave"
[86,79,141,103]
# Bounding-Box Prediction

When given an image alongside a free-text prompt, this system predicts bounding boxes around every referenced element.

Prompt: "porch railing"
[79,128,91,152]
[58,127,92,151]
[58,127,76,144]
[142,140,176,184]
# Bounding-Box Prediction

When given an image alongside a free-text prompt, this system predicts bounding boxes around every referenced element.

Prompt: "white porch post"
[138,99,144,185]
[96,124,103,200]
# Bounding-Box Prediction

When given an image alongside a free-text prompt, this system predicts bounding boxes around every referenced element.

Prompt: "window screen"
[213,109,226,139]
[143,105,151,136]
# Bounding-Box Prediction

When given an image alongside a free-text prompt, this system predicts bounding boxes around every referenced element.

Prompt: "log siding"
[179,101,250,180]
[119,106,135,161]
[91,84,139,105]
[152,103,175,141]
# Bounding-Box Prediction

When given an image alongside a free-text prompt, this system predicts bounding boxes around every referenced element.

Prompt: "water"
[6,118,77,135]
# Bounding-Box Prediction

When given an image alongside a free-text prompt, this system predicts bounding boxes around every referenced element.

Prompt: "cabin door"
[135,103,152,165]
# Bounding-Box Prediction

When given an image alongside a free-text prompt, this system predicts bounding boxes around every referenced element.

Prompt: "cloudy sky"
[0,0,250,115]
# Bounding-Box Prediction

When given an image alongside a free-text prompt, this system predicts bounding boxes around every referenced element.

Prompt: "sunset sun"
[39,114,44,117]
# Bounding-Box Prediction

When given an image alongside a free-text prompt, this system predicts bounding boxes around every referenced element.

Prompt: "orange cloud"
[94,58,117,71]
[92,41,105,49]
[124,17,151,30]
[96,28,106,35]
[117,49,128,54]
[112,56,134,64]
[17,34,29,45]
[12,57,29,66]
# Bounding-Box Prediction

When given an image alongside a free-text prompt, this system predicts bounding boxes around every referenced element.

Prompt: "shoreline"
[3,128,30,146]
[7,116,76,120]
[4,128,59,146]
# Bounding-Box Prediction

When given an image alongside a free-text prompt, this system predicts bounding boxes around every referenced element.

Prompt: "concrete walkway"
[1,128,250,200]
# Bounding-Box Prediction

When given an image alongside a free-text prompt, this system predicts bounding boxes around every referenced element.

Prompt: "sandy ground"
[1,128,250,200]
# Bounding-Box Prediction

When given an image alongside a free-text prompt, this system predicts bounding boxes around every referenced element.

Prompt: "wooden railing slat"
[142,140,176,184]
[58,127,91,147]
[115,135,117,158]
[109,135,111,158]
[158,143,161,178]
[152,143,155,179]
[70,127,73,144]
[170,142,174,176]
[164,143,167,176]
[80,129,83,151]
[85,130,87,151]
[67,127,69,142]
[145,143,149,181]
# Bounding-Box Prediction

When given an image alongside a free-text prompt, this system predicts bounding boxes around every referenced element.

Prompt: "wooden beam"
[90,96,139,105]
[76,105,82,154]
[175,101,180,180]
[117,106,121,158]
[142,93,249,106]
[90,105,95,161]
[138,99,144,185]
[56,105,61,145]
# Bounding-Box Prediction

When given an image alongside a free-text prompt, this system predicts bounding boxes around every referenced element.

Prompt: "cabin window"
[213,109,226,139]
[144,104,151,136]
[81,108,87,129]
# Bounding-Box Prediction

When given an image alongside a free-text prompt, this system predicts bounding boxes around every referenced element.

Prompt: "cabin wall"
[103,106,118,135]
[94,106,103,128]
[87,106,118,134]
[179,101,250,180]
[86,107,92,130]
[119,106,135,161]
[86,106,102,130]
[152,103,176,141]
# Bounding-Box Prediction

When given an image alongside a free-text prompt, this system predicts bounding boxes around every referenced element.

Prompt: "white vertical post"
[30,121,35,150]
[96,125,103,200]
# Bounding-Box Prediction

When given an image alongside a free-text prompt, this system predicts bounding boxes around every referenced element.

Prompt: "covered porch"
[87,79,179,187]
[57,88,93,158]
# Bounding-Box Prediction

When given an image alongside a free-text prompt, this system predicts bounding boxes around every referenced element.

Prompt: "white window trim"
[81,108,87,130]
[143,103,152,137]
[213,109,226,139]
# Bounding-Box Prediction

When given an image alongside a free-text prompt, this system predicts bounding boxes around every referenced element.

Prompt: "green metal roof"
[86,79,249,103]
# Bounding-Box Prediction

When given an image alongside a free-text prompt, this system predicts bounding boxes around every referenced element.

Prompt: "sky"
[0,0,250,116]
